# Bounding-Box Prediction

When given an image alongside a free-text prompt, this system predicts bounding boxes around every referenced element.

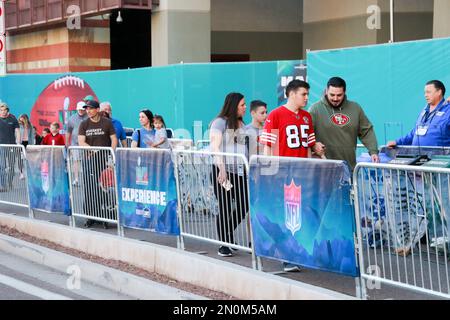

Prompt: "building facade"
[3,0,450,73]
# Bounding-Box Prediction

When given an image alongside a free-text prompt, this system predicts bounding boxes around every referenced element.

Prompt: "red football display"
[30,75,98,133]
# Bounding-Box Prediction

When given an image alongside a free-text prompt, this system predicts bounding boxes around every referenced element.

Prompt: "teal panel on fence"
[307,37,450,145]
[0,61,300,139]
[179,61,279,138]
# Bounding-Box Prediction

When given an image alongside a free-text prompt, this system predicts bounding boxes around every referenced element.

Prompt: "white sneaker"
[283,262,302,272]
[19,173,25,180]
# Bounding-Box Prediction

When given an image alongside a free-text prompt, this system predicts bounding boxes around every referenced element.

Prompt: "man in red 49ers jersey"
[261,80,315,157]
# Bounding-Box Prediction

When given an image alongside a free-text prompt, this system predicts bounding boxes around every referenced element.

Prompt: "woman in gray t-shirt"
[209,92,249,257]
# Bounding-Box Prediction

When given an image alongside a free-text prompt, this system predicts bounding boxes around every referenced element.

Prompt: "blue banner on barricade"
[26,146,71,215]
[249,156,358,277]
[116,149,179,235]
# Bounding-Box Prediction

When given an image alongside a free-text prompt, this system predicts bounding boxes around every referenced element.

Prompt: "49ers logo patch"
[330,113,350,127]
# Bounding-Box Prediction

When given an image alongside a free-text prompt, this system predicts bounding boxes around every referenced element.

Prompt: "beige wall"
[150,0,444,65]
[152,0,211,66]
[156,0,210,11]
[433,0,450,38]
[212,31,302,61]
[304,0,376,23]
[303,0,434,56]
[211,0,302,32]
[304,0,433,23]
[167,11,211,64]
[211,0,303,61]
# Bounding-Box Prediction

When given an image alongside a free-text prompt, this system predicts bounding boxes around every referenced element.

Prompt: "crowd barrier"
[0,145,31,216]
[172,150,257,268]
[249,155,359,280]
[168,139,194,150]
[67,147,121,236]
[125,137,133,148]
[4,142,450,299]
[195,140,210,151]
[381,145,450,158]
[115,148,180,240]
[354,162,450,299]
[26,146,70,217]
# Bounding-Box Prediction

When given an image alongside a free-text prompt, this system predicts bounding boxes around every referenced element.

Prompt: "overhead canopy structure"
[5,0,158,32]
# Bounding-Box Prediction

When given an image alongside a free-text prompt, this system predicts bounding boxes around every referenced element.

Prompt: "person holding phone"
[209,92,249,257]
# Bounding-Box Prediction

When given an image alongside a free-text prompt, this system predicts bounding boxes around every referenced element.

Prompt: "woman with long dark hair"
[131,109,155,148]
[209,92,249,257]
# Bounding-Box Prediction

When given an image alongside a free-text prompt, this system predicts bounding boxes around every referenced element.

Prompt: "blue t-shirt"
[132,127,156,148]
[111,118,126,145]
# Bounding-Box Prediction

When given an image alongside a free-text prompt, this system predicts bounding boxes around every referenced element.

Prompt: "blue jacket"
[396,99,450,147]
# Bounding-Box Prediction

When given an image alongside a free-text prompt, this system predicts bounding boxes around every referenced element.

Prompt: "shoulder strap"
[137,129,141,148]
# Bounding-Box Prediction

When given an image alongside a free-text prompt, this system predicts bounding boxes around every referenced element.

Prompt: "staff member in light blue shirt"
[388,80,450,148]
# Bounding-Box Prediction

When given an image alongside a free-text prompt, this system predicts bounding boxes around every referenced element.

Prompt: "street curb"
[0,212,356,300]
[0,233,207,300]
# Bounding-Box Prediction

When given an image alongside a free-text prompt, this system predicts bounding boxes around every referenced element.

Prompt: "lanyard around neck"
[421,99,445,125]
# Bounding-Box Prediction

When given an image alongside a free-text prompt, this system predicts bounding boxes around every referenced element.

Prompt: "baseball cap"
[84,95,94,102]
[76,101,85,110]
[83,100,100,109]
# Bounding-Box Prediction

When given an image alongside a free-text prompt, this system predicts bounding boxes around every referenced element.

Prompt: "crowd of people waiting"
[1,78,449,269]
[0,96,170,151]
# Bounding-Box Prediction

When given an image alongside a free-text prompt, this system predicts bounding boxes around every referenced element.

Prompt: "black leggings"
[18,141,28,173]
[211,166,249,244]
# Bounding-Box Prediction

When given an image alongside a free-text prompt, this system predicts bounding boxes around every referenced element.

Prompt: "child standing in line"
[152,115,170,149]
[244,100,268,157]
[42,122,65,146]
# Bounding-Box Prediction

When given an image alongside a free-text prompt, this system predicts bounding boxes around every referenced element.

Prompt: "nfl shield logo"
[284,179,302,236]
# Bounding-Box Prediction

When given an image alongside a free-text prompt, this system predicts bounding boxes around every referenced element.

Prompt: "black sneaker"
[218,246,233,257]
[84,219,94,228]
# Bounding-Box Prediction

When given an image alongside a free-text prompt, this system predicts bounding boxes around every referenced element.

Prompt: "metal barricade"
[195,140,210,151]
[116,148,179,242]
[354,162,450,299]
[169,138,193,150]
[125,137,133,148]
[173,150,257,268]
[67,147,121,235]
[381,146,450,158]
[356,144,368,158]
[123,127,135,137]
[25,145,70,217]
[0,144,32,216]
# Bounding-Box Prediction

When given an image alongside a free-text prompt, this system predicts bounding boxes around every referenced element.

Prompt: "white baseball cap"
[76,101,85,110]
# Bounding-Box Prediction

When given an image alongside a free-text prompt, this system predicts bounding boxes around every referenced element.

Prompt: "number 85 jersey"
[260,106,316,158]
